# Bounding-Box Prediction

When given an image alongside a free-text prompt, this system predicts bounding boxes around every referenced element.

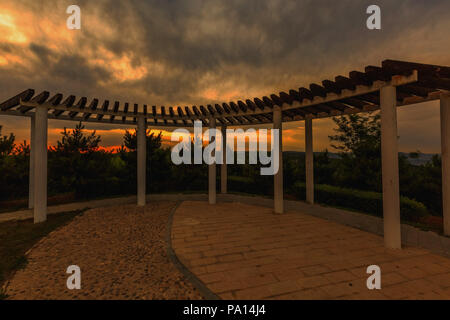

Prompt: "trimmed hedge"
[291,182,428,222]
[227,175,272,196]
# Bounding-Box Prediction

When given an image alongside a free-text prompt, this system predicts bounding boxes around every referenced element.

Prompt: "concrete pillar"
[221,125,227,194]
[380,85,401,249]
[29,115,35,209]
[273,106,284,213]
[305,118,314,204]
[33,106,48,223]
[137,116,146,206]
[208,117,217,204]
[441,93,450,236]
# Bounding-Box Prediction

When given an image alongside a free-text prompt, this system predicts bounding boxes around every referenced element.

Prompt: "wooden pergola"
[1,59,449,249]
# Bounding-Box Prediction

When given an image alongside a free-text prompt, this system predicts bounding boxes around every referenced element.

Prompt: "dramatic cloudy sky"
[0,0,449,152]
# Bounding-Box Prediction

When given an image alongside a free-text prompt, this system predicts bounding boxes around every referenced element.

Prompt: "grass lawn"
[0,210,84,299]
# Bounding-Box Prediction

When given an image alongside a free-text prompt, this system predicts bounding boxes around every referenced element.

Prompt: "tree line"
[0,114,443,223]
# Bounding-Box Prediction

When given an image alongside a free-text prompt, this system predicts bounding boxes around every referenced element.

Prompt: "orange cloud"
[0,12,28,44]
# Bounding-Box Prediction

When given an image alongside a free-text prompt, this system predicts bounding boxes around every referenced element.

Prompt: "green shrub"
[291,182,428,222]
[227,175,272,196]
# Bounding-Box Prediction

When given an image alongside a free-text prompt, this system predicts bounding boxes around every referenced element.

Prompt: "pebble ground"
[4,201,203,300]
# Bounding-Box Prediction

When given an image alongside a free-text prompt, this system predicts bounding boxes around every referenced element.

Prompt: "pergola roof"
[1,59,449,127]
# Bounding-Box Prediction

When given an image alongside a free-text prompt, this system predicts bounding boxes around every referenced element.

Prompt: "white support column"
[29,115,35,209]
[33,106,48,223]
[380,85,401,249]
[221,125,227,194]
[305,118,314,204]
[441,93,450,236]
[208,116,217,204]
[137,116,146,206]
[273,106,284,214]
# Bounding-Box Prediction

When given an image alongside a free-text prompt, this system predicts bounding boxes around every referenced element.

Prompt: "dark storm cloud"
[2,0,450,103]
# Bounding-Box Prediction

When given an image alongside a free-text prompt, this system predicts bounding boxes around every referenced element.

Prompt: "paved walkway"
[4,194,449,259]
[172,201,450,300]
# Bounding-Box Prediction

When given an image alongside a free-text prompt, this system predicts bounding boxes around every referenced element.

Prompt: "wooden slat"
[288,89,301,102]
[309,84,327,97]
[253,98,265,110]
[322,80,341,94]
[237,100,248,112]
[277,92,292,105]
[222,103,231,114]
[110,101,120,122]
[192,106,201,117]
[225,116,238,125]
[417,77,450,91]
[270,94,283,107]
[245,99,257,111]
[48,93,63,106]
[169,107,177,125]
[335,76,356,91]
[97,100,109,120]
[54,95,76,117]
[121,103,129,123]
[19,90,49,113]
[325,101,352,112]
[340,98,369,110]
[1,89,34,111]
[364,66,391,81]
[199,105,209,116]
[132,103,138,123]
[398,85,435,98]
[298,88,314,101]
[214,104,224,115]
[290,107,306,117]
[262,97,273,109]
[234,116,246,124]
[382,59,450,78]
[242,115,255,123]
[349,71,373,86]
[185,106,193,119]
[299,106,320,116]
[152,106,157,124]
[83,99,99,120]
[161,106,168,125]
[283,109,297,120]
[207,105,216,115]
[69,97,87,118]
[178,107,187,125]
[229,102,239,113]
[358,93,380,105]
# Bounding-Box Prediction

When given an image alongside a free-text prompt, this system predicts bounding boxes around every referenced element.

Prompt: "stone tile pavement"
[172,201,450,300]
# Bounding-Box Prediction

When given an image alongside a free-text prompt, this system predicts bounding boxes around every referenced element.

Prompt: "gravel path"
[4,201,203,300]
